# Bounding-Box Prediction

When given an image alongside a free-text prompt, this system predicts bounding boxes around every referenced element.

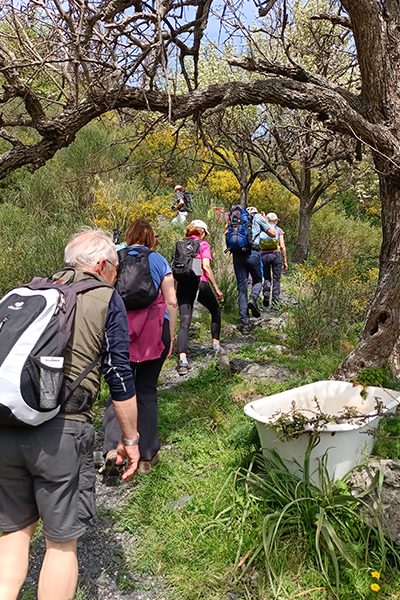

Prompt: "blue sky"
[205,1,258,48]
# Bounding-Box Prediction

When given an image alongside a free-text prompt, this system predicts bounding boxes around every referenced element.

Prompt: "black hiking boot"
[263,294,270,308]
[248,297,261,318]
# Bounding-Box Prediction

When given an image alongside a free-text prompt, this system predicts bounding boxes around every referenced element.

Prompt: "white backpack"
[0,272,110,426]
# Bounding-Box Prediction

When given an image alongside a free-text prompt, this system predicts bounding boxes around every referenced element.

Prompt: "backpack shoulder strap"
[27,269,113,294]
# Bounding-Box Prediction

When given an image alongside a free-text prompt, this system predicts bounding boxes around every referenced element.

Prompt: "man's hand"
[116,440,140,481]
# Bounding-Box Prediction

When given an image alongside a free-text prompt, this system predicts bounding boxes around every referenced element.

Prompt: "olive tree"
[1,0,400,379]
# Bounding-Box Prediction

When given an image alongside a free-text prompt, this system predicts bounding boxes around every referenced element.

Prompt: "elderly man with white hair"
[0,227,139,600]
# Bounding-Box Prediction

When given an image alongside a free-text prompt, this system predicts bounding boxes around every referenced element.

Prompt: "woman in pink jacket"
[102,220,177,475]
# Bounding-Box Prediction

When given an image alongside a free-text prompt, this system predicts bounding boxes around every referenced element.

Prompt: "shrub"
[0,203,84,295]
[310,206,382,274]
[287,259,379,352]
[91,176,173,231]
[356,366,393,388]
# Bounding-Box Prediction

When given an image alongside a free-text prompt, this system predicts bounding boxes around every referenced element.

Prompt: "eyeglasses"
[106,259,121,275]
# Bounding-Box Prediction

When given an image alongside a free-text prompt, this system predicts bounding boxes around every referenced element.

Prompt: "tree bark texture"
[291,208,312,264]
[334,155,400,379]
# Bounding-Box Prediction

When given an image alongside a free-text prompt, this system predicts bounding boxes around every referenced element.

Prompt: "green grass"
[373,415,400,460]
[102,352,400,600]
[113,363,261,599]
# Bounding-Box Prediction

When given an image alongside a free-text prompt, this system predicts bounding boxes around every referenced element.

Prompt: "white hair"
[64,227,115,269]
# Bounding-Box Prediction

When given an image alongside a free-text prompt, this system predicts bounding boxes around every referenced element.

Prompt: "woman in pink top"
[175,220,225,376]
[102,220,178,475]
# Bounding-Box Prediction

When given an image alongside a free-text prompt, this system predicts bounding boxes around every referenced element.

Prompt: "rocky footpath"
[20,301,291,600]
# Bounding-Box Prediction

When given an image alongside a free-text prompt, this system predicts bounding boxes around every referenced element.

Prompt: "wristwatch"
[121,433,140,446]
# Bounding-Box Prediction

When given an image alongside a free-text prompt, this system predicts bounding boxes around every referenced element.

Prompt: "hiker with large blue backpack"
[0,228,139,600]
[226,205,277,332]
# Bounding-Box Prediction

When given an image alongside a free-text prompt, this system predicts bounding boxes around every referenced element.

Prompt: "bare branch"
[310,13,352,30]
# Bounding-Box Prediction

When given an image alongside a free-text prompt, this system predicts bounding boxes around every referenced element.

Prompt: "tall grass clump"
[287,259,379,353]
[0,203,84,295]
[228,444,400,599]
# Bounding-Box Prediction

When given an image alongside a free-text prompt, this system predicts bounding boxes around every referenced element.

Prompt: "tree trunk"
[292,205,312,263]
[333,156,400,380]
[240,183,248,206]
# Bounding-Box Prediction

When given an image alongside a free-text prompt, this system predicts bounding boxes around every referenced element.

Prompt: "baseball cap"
[266,212,279,221]
[174,184,184,191]
[190,219,210,235]
[246,206,258,214]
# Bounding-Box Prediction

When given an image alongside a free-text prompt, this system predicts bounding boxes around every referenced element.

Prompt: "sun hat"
[190,219,210,235]
[266,212,279,221]
[174,184,184,191]
[246,206,258,214]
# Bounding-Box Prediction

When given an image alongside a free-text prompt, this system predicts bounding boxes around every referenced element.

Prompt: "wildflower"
[371,572,380,579]
[371,583,380,592]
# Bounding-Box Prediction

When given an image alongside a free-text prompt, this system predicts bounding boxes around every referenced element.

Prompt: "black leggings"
[177,279,221,355]
[103,318,170,461]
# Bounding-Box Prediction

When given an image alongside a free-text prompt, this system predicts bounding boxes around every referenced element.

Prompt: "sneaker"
[213,345,227,356]
[177,363,189,375]
[248,297,261,318]
[99,449,121,477]
[138,452,159,475]
[263,295,270,308]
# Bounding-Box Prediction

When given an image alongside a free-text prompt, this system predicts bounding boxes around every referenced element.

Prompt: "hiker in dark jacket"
[260,212,288,309]
[0,228,139,600]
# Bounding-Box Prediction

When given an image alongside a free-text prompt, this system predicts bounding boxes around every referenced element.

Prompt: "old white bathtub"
[244,380,400,483]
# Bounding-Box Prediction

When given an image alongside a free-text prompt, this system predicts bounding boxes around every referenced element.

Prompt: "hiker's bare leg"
[0,521,38,600]
[38,538,78,600]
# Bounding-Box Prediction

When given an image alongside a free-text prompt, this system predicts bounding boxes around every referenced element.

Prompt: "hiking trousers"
[172,211,188,224]
[262,251,282,299]
[103,318,170,462]
[177,279,221,354]
[232,252,263,322]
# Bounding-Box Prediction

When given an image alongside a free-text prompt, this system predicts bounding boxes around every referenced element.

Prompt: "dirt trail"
[20,299,292,600]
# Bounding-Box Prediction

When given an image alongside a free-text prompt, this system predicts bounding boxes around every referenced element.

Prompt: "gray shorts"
[0,418,95,543]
